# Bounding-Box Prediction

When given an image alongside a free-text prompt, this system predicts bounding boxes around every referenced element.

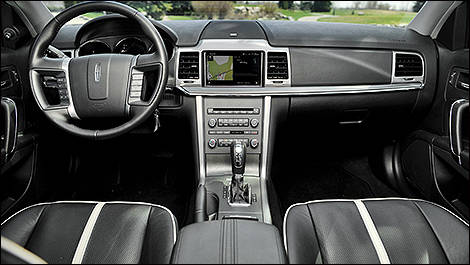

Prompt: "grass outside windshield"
[45,1,425,27]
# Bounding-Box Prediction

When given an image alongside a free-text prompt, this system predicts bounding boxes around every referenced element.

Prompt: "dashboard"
[51,16,436,119]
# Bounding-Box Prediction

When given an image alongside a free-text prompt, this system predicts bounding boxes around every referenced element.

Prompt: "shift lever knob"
[231,141,246,175]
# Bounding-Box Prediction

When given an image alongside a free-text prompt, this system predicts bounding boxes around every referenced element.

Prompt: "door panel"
[0,1,39,219]
[399,2,469,221]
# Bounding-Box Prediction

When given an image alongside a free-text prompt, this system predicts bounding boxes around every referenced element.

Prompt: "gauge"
[77,40,111,56]
[114,37,148,55]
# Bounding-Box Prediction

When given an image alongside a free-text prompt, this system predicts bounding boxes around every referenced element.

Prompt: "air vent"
[394,53,423,77]
[267,52,288,79]
[178,52,199,79]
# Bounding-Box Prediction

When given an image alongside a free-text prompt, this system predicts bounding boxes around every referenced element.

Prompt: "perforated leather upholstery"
[1,201,177,264]
[284,198,469,264]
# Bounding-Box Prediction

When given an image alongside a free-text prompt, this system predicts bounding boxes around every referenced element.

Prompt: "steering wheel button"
[132,74,144,80]
[130,91,141,97]
[131,80,142,87]
[131,85,141,91]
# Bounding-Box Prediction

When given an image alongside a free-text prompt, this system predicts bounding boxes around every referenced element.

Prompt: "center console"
[176,40,291,224]
[202,97,266,222]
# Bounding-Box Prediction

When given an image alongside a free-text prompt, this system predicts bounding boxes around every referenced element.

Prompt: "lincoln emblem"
[94,63,102,82]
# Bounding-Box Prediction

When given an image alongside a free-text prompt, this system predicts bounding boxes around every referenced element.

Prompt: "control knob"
[208,139,217,148]
[250,139,259,149]
[208,118,217,128]
[250,119,259,128]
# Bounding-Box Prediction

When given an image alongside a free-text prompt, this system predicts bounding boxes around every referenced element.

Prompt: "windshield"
[44,1,424,27]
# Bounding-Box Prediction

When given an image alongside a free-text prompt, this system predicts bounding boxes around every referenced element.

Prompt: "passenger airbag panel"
[290,48,391,86]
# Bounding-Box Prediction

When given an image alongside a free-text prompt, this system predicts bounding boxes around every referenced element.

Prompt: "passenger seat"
[284,198,469,264]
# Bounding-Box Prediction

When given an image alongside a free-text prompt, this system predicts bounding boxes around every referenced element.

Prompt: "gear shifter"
[229,141,251,205]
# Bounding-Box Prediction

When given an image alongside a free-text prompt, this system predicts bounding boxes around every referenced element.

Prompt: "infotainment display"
[205,51,262,86]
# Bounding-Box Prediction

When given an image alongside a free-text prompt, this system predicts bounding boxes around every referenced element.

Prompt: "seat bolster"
[414,201,469,264]
[140,206,178,264]
[284,204,322,264]
[1,204,47,246]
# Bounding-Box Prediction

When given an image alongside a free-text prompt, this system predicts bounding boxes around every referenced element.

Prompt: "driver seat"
[1,201,177,264]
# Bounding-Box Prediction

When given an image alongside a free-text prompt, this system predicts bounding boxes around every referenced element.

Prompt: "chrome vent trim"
[178,52,200,80]
[392,51,424,84]
[267,52,288,80]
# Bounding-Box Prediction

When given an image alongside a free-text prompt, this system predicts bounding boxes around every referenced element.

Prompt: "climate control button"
[208,139,217,148]
[208,118,217,128]
[250,139,259,149]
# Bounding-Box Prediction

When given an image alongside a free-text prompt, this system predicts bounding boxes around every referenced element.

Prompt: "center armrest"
[171,219,287,264]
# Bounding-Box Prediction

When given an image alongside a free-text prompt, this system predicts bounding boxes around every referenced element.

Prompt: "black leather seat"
[1,201,177,264]
[284,198,469,264]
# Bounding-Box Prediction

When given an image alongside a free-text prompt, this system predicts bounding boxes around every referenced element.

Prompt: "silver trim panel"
[60,49,75,58]
[1,97,18,155]
[62,58,80,119]
[175,83,423,96]
[260,96,272,224]
[196,96,207,185]
[449,98,469,165]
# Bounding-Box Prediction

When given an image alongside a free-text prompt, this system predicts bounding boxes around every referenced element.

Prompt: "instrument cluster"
[77,36,152,57]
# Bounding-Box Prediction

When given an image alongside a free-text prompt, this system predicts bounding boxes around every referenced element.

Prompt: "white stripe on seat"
[71,202,105,264]
[354,200,391,264]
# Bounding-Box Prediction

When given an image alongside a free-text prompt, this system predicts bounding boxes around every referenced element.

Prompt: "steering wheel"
[29,1,168,140]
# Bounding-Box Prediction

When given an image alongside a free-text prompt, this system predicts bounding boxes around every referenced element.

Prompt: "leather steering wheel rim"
[29,1,168,140]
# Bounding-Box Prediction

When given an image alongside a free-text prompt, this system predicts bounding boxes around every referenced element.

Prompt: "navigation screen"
[208,55,234,81]
[206,51,262,86]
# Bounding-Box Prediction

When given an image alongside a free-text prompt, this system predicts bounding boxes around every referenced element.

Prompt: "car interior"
[0,1,469,264]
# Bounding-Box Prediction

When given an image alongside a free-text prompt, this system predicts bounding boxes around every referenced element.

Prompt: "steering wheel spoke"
[31,57,67,71]
[134,52,164,69]
[30,57,79,119]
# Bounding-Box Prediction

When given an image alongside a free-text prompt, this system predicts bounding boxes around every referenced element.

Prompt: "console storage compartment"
[171,219,287,264]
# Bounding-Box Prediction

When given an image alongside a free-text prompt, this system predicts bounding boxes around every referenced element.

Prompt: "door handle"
[1,97,18,165]
[449,99,469,166]
[457,81,469,90]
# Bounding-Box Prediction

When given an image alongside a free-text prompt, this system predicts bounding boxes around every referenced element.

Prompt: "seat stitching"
[412,201,450,264]
[234,220,238,264]
[305,204,324,263]
[229,219,233,264]
[219,219,224,264]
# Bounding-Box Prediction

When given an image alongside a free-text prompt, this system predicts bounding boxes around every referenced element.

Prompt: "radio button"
[250,119,259,128]
[208,119,217,128]
[208,139,217,149]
